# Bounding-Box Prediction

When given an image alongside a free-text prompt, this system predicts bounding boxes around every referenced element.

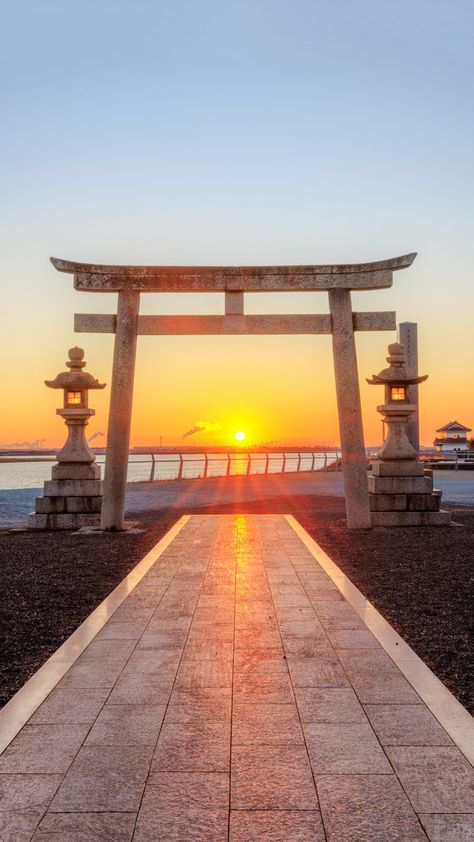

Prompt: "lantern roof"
[367,342,428,387]
[45,347,106,390]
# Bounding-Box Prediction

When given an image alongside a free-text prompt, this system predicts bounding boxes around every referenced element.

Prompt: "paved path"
[1,515,473,840]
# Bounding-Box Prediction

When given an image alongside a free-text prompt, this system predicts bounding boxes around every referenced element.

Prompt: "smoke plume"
[183,421,221,439]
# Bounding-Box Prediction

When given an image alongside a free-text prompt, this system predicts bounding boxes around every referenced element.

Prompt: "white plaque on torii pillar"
[51,252,417,531]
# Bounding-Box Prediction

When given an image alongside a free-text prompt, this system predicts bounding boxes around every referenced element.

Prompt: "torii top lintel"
[51,253,416,293]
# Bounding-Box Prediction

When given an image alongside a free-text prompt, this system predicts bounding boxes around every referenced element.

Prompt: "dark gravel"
[1,494,472,714]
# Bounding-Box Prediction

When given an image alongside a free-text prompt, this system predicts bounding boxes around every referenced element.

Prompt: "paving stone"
[122,649,181,675]
[0,724,89,774]
[57,659,125,690]
[0,809,44,842]
[364,704,453,746]
[313,601,367,630]
[152,723,230,772]
[229,810,326,841]
[419,813,474,841]
[134,805,228,841]
[232,702,304,745]
[294,687,367,723]
[50,745,153,812]
[166,686,232,724]
[29,688,109,725]
[386,746,474,812]
[231,744,317,810]
[286,655,349,688]
[337,649,422,704]
[175,657,232,688]
[97,621,148,640]
[79,638,136,661]
[85,704,166,746]
[0,774,62,810]
[144,771,229,808]
[317,774,427,841]
[304,721,392,774]
[107,672,174,704]
[233,672,295,704]
[32,812,135,841]
[328,629,380,649]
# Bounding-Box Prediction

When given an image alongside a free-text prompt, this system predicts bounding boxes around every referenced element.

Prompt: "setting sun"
[234,430,246,442]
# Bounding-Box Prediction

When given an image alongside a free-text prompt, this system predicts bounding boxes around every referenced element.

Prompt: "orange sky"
[1,272,472,451]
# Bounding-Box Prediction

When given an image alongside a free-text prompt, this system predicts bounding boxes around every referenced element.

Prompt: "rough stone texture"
[369,475,432,495]
[369,493,407,511]
[51,462,100,480]
[371,510,451,527]
[372,460,425,476]
[43,479,103,497]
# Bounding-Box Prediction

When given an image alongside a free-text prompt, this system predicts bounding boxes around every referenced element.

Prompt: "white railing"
[0,450,343,484]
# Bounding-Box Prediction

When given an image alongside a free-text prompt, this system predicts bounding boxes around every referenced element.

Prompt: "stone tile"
[386,746,474,812]
[137,629,188,649]
[85,704,166,746]
[233,651,289,678]
[337,649,421,704]
[0,724,88,774]
[419,813,474,841]
[314,602,367,630]
[294,687,367,724]
[50,745,153,812]
[30,688,109,725]
[152,723,230,772]
[364,704,453,746]
[0,809,44,842]
[189,622,234,641]
[231,744,317,810]
[32,812,135,841]
[0,774,62,810]
[57,659,125,689]
[122,649,181,675]
[107,672,174,704]
[287,655,349,688]
[144,771,229,808]
[229,810,325,841]
[233,672,294,704]
[317,774,427,841]
[175,657,232,688]
[304,721,391,774]
[234,630,282,650]
[97,621,149,640]
[278,620,326,640]
[182,640,233,661]
[79,638,136,662]
[328,629,380,649]
[232,703,304,745]
[134,805,228,842]
[166,686,232,724]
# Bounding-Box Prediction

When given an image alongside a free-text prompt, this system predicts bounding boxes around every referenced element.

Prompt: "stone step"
[35,496,102,515]
[43,479,103,497]
[27,512,101,530]
[372,461,425,477]
[371,510,451,527]
[368,475,433,495]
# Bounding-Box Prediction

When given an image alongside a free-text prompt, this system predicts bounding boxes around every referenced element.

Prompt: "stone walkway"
[1,514,473,840]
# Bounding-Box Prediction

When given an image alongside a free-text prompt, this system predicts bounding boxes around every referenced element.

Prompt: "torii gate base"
[52,253,417,530]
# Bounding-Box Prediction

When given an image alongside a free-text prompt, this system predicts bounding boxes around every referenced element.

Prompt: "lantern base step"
[371,460,425,477]
[27,512,101,530]
[370,510,451,527]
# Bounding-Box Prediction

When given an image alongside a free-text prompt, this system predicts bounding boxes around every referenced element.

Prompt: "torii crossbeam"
[52,253,416,530]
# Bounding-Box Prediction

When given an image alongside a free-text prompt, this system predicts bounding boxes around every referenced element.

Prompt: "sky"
[0,0,473,448]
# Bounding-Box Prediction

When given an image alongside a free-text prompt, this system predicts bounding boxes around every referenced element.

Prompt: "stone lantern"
[367,342,427,463]
[366,342,450,526]
[28,347,106,530]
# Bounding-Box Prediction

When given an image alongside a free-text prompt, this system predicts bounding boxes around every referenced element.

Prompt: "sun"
[234,430,246,443]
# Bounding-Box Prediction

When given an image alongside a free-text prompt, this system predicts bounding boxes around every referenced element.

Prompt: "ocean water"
[0,452,340,491]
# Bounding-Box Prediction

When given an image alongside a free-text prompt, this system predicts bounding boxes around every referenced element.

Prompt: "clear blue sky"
[1,0,473,446]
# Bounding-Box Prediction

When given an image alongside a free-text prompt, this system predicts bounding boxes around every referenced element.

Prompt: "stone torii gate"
[51,253,416,531]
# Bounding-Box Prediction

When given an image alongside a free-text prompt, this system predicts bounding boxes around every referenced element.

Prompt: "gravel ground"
[0,478,472,714]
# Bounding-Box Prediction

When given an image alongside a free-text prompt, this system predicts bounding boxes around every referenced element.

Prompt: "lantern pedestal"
[367,342,450,527]
[28,347,106,530]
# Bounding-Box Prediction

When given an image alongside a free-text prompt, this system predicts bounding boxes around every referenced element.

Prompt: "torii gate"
[51,252,416,531]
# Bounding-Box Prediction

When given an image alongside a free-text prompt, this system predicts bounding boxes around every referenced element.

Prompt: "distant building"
[433,421,472,453]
